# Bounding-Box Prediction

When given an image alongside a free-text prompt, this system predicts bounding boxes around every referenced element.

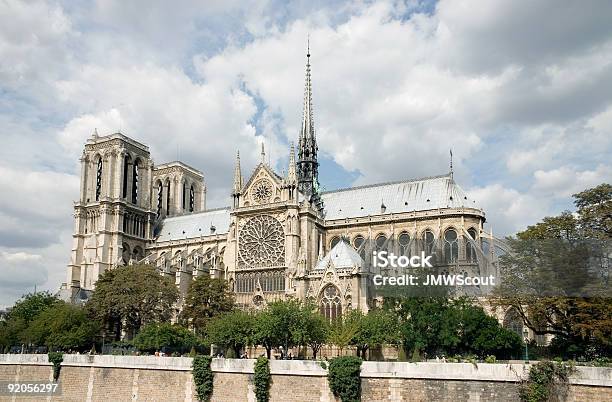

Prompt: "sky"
[0,0,611,306]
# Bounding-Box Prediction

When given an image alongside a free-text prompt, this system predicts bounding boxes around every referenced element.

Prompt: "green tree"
[87,264,178,340]
[454,300,522,359]
[9,292,59,323]
[350,309,400,360]
[28,302,100,351]
[206,310,254,357]
[252,300,302,358]
[391,297,460,358]
[493,184,612,359]
[0,292,59,348]
[573,183,612,239]
[132,322,201,354]
[179,275,234,336]
[327,315,359,356]
[303,309,328,359]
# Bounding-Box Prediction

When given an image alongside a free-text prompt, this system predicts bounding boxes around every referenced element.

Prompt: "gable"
[242,163,284,205]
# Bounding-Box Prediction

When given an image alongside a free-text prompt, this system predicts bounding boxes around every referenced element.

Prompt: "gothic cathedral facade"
[62,52,494,320]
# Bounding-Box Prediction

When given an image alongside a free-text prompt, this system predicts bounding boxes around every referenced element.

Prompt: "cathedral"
[61,51,497,320]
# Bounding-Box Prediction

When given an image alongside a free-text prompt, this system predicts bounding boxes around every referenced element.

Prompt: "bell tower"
[65,131,155,301]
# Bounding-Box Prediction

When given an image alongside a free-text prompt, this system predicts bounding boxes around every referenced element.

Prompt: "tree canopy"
[493,183,612,359]
[87,264,178,339]
[206,310,254,357]
[28,302,100,351]
[178,275,234,336]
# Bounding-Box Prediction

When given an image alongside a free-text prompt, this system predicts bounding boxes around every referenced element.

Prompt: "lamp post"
[523,327,529,361]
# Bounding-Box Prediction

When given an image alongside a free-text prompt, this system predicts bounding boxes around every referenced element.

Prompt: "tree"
[454,300,522,359]
[132,323,201,354]
[206,310,254,357]
[9,292,59,323]
[573,183,612,239]
[327,315,359,356]
[87,264,178,340]
[179,275,234,336]
[0,292,59,348]
[303,309,328,359]
[27,302,100,351]
[252,300,302,358]
[350,309,400,360]
[391,297,460,358]
[493,184,612,359]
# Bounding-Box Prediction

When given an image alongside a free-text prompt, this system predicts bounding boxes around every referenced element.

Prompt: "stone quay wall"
[0,354,610,401]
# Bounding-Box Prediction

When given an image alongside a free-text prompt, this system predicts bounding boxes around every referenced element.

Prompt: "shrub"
[484,355,497,364]
[192,355,213,402]
[254,356,271,402]
[328,356,362,402]
[519,361,576,402]
[48,352,63,381]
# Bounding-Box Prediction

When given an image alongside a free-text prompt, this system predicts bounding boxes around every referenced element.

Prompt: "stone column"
[79,155,88,203]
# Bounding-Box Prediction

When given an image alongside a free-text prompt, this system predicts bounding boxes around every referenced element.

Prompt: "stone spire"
[232,151,242,208]
[232,151,242,195]
[287,142,297,184]
[449,148,454,180]
[297,40,321,210]
[261,142,266,165]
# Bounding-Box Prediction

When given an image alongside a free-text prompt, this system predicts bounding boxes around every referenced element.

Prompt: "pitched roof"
[156,207,231,242]
[321,174,480,220]
[314,240,363,271]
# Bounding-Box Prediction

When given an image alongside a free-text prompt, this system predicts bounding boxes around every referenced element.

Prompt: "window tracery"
[319,285,342,322]
[238,215,285,267]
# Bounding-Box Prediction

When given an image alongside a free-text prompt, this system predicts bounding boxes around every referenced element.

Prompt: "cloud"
[0,251,47,306]
[533,164,612,199]
[468,184,550,235]
[1,0,612,307]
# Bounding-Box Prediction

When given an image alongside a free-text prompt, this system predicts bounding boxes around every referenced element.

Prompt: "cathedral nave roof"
[321,174,480,220]
[156,207,231,242]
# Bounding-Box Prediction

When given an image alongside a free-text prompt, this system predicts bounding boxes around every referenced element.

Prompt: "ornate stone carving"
[251,179,273,204]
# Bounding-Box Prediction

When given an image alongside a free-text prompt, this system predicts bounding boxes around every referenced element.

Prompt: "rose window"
[239,215,285,267]
[252,179,273,204]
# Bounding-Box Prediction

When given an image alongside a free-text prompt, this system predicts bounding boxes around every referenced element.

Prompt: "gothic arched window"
[319,285,342,322]
[444,229,458,263]
[95,157,103,201]
[189,185,195,212]
[156,182,163,217]
[165,180,171,216]
[375,234,387,252]
[503,308,523,338]
[398,232,411,256]
[423,230,435,255]
[330,236,340,250]
[122,154,130,199]
[131,159,140,204]
[353,235,365,260]
[466,228,478,263]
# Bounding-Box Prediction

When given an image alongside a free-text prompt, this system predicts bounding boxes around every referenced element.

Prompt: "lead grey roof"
[314,240,363,271]
[156,207,231,242]
[321,174,480,220]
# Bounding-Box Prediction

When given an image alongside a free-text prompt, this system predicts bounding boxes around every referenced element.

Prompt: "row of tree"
[0,281,521,360]
[204,297,523,360]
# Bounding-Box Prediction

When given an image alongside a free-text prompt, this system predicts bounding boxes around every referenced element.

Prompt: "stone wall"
[0,355,610,402]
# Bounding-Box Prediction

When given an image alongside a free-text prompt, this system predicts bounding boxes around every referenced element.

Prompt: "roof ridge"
[321,173,451,195]
[163,206,231,221]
